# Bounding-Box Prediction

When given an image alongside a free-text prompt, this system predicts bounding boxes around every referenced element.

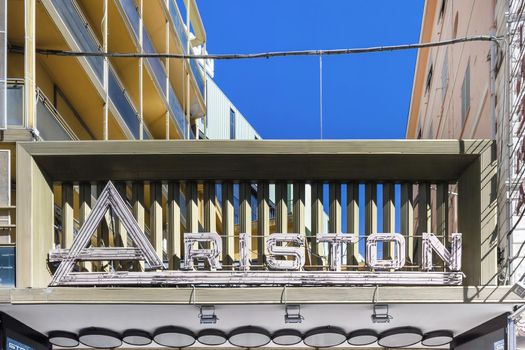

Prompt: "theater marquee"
[49,182,463,287]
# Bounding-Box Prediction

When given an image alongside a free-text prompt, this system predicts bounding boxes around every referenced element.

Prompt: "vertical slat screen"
[365,183,377,264]
[401,183,414,264]
[436,183,448,237]
[382,183,395,259]
[239,183,252,234]
[79,182,92,271]
[167,182,181,269]
[114,182,128,248]
[132,182,145,270]
[346,183,360,265]
[293,182,305,235]
[311,183,324,267]
[416,183,431,265]
[329,183,342,233]
[150,182,163,258]
[221,182,234,264]
[61,182,74,248]
[204,182,216,232]
[275,182,288,233]
[186,181,199,233]
[257,182,270,265]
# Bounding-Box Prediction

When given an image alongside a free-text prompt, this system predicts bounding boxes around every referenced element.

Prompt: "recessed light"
[228,326,271,348]
[347,329,378,346]
[272,329,303,346]
[378,327,423,348]
[79,328,122,349]
[421,330,454,347]
[122,329,151,346]
[303,327,346,348]
[153,326,195,348]
[48,331,79,348]
[197,329,227,346]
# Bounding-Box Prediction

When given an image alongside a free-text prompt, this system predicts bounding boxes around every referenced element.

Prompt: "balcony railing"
[6,79,76,140]
[15,140,497,289]
[166,0,205,97]
[46,0,148,139]
[118,0,187,136]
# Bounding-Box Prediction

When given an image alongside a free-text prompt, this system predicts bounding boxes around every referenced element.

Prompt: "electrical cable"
[8,35,501,60]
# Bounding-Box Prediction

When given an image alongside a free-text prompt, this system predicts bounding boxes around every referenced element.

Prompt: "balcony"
[5,79,76,141]
[14,140,499,292]
[41,0,151,139]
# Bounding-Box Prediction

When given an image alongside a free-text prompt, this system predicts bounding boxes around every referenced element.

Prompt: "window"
[441,49,449,102]
[438,0,447,21]
[229,108,236,140]
[425,63,433,94]
[461,62,471,126]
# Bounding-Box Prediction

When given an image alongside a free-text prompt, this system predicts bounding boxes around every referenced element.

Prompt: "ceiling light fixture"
[122,329,152,346]
[228,326,271,348]
[197,329,227,346]
[48,331,79,348]
[79,328,122,349]
[371,304,392,323]
[284,304,303,323]
[347,329,378,346]
[378,327,423,348]
[199,305,218,324]
[272,329,303,346]
[153,326,195,348]
[421,330,454,347]
[303,327,347,348]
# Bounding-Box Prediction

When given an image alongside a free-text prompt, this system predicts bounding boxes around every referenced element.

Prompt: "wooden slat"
[365,183,377,263]
[329,183,342,233]
[114,182,128,248]
[275,182,288,233]
[167,182,181,269]
[401,183,415,264]
[382,183,395,259]
[61,182,74,249]
[293,183,305,235]
[311,183,324,266]
[416,183,431,266]
[257,182,270,264]
[204,182,216,232]
[186,182,199,233]
[97,183,111,248]
[239,183,252,234]
[221,182,234,264]
[436,183,448,237]
[346,183,360,265]
[79,183,92,271]
[149,182,163,258]
[132,182,145,270]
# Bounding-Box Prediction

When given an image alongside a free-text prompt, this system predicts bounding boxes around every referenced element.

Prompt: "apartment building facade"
[407,0,525,348]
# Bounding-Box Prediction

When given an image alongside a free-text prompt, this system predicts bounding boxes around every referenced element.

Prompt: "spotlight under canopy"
[228,326,271,348]
[79,328,122,349]
[272,329,303,346]
[48,331,79,348]
[303,327,347,348]
[122,329,152,346]
[378,327,423,348]
[421,330,454,347]
[347,329,378,346]
[153,326,195,348]
[197,329,228,346]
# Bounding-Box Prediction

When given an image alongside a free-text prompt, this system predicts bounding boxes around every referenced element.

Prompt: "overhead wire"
[8,35,501,60]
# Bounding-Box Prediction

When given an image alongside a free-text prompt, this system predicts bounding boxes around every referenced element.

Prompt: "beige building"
[406,0,498,139]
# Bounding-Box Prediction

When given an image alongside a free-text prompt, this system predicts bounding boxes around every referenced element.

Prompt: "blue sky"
[198,0,424,140]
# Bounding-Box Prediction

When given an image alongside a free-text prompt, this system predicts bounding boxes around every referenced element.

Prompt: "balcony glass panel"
[36,99,72,140]
[6,84,23,127]
[168,0,188,52]
[190,59,204,96]
[51,0,141,139]
[0,246,15,287]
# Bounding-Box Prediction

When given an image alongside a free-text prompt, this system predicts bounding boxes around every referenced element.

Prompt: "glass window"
[461,62,471,126]
[0,246,15,287]
[230,108,236,140]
